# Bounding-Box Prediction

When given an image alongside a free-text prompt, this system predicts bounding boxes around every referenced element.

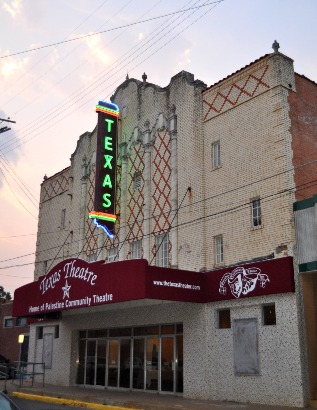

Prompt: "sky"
[0,0,316,297]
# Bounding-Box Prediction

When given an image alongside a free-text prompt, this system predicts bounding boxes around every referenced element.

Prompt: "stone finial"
[142,72,147,83]
[43,174,48,181]
[126,73,129,81]
[272,40,280,53]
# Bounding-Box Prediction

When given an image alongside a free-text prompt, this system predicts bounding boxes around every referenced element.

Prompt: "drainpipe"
[143,120,152,263]
[169,105,178,268]
[119,143,128,260]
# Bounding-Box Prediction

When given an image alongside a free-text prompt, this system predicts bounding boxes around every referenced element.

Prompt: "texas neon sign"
[89,100,119,238]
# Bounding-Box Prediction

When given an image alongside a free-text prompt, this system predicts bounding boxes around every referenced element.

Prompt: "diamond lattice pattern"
[203,65,270,121]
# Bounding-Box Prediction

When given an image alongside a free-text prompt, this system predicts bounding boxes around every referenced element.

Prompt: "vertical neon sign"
[89,100,119,238]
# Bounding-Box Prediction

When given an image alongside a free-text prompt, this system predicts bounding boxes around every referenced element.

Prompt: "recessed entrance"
[77,324,183,394]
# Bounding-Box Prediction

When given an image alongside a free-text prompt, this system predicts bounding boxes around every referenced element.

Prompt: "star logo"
[62,280,71,299]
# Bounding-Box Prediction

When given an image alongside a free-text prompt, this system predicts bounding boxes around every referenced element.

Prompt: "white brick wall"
[31,53,306,407]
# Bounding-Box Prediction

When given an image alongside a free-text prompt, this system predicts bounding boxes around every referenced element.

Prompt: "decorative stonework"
[203,65,270,121]
[127,143,145,249]
[42,170,70,201]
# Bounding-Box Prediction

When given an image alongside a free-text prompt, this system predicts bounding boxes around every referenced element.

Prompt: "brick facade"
[17,48,317,407]
[0,302,29,363]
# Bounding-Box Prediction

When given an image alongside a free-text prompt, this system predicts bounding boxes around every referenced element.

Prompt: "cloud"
[0,55,28,80]
[2,0,23,19]
[176,48,191,70]
[84,34,113,66]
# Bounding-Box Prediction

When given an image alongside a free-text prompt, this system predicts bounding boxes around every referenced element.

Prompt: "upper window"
[212,141,221,168]
[252,198,262,227]
[61,208,66,229]
[88,253,97,262]
[3,317,13,328]
[156,233,169,267]
[214,234,224,265]
[16,317,27,327]
[133,172,142,191]
[108,247,118,263]
[130,240,142,259]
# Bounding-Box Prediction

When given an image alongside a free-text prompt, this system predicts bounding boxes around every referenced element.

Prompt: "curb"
[11,392,135,410]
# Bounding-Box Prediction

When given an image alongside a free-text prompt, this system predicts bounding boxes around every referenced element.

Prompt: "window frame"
[133,171,142,191]
[251,198,262,228]
[61,208,66,229]
[130,240,142,259]
[155,233,169,267]
[3,317,13,328]
[214,234,224,265]
[212,141,221,169]
[37,326,43,340]
[262,303,276,326]
[16,317,27,327]
[218,309,231,329]
[108,247,118,263]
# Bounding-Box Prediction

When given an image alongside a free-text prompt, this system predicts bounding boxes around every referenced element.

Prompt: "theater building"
[13,43,317,407]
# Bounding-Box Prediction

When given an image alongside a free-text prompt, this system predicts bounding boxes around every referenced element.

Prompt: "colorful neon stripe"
[95,100,119,117]
[95,106,120,117]
[89,211,117,223]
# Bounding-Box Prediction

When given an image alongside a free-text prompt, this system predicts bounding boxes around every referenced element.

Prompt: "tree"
[0,286,12,303]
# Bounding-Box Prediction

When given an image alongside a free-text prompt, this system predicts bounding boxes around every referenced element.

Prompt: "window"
[55,325,59,339]
[156,233,169,267]
[88,253,97,262]
[218,309,231,329]
[263,304,276,326]
[4,317,13,328]
[16,317,27,327]
[133,171,142,191]
[212,141,221,168]
[108,247,118,263]
[252,198,262,227]
[130,240,142,259]
[61,208,66,229]
[214,235,224,265]
[37,327,43,340]
[43,260,48,274]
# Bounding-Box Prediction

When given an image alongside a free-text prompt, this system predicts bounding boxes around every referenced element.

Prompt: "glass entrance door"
[108,339,119,387]
[96,340,107,386]
[161,337,174,392]
[133,338,145,389]
[86,340,96,385]
[146,338,159,391]
[77,325,183,393]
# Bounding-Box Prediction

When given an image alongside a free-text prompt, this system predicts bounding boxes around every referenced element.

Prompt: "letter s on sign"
[102,193,112,208]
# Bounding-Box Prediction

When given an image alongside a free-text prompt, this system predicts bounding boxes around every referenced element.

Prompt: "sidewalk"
[0,378,312,410]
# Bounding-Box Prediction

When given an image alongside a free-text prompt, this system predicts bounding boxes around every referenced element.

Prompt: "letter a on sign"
[88,100,119,238]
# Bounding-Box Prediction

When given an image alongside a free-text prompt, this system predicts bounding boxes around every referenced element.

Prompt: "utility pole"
[0,117,16,134]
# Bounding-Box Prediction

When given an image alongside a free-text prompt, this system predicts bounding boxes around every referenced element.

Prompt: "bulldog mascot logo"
[219,266,270,298]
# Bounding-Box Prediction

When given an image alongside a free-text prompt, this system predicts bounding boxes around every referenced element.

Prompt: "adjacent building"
[13,42,317,407]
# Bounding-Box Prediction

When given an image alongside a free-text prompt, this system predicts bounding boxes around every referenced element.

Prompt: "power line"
[1,155,317,262]
[0,1,223,60]
[0,0,219,155]
[1,173,316,271]
[0,167,37,219]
